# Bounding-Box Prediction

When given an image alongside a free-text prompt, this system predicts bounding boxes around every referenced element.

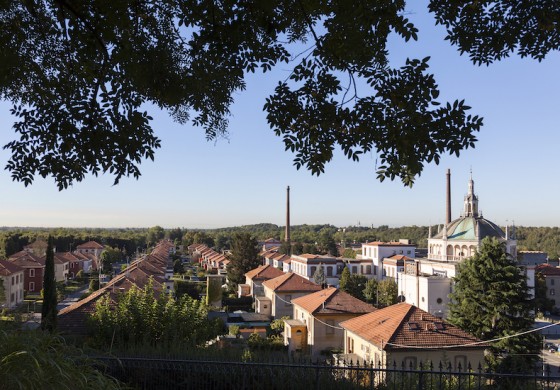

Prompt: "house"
[75,241,105,258]
[535,264,560,311]
[23,239,50,257]
[339,303,486,370]
[53,253,70,282]
[0,259,25,309]
[382,255,409,281]
[259,272,322,318]
[290,254,339,286]
[7,251,45,294]
[285,287,376,357]
[360,241,416,281]
[244,264,285,297]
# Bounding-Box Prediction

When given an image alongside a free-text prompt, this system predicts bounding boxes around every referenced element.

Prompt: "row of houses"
[188,244,229,274]
[57,240,175,335]
[0,241,104,309]
[240,263,486,368]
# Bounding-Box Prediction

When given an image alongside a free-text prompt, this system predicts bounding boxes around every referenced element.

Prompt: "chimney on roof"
[446,169,451,225]
[285,186,291,247]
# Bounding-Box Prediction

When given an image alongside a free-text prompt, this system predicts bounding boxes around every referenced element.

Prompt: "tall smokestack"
[446,169,451,224]
[285,186,291,243]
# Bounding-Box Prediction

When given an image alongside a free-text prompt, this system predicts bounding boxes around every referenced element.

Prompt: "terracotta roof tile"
[0,259,24,276]
[76,241,104,249]
[244,264,285,281]
[292,287,376,315]
[7,251,45,268]
[262,272,323,293]
[340,303,486,350]
[536,264,560,276]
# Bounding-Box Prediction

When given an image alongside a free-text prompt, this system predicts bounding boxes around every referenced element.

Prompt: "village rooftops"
[7,251,45,267]
[340,303,486,350]
[291,287,376,315]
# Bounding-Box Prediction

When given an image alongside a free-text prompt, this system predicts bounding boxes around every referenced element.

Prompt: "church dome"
[432,216,505,241]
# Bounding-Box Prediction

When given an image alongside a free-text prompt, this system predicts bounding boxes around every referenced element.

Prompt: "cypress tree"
[41,236,57,332]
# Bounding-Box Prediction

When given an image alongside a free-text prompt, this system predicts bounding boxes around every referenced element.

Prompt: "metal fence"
[94,355,560,390]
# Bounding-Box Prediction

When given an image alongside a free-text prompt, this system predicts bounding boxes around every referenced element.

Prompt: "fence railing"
[93,355,560,390]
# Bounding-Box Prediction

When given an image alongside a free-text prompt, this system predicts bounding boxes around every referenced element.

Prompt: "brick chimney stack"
[446,169,451,225]
[285,186,291,244]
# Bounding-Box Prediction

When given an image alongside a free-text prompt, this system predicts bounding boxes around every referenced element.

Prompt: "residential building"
[536,264,560,310]
[290,254,338,286]
[382,255,408,281]
[340,303,486,370]
[259,272,322,318]
[285,287,376,357]
[0,259,25,309]
[75,241,105,258]
[360,241,416,281]
[53,253,70,282]
[244,264,285,297]
[7,251,45,294]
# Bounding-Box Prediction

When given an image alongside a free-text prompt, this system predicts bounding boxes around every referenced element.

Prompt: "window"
[310,266,317,276]
[11,276,14,285]
[326,267,333,277]
[29,282,35,291]
[407,250,411,254]
[551,289,556,296]
[352,266,358,274]
[29,269,35,277]
[373,265,377,275]
[366,265,372,275]
[325,319,335,335]
[11,293,14,302]
[16,275,18,284]
[552,279,556,286]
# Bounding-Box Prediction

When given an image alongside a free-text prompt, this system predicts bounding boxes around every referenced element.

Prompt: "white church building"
[397,171,529,318]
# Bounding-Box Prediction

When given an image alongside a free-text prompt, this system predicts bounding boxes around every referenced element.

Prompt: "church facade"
[397,172,527,318]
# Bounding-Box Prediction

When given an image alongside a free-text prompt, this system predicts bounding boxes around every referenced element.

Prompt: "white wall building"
[397,172,524,318]
[360,241,416,281]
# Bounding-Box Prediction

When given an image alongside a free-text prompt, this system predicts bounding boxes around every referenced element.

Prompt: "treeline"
[0,227,149,258]
[1,224,558,260]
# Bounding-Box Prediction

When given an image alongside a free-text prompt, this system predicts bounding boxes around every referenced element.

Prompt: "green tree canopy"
[313,265,326,287]
[3,0,531,189]
[226,232,260,290]
[89,279,223,349]
[363,278,378,304]
[377,278,398,307]
[448,237,540,372]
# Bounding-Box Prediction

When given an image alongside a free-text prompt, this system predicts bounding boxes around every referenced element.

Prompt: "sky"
[0,2,559,230]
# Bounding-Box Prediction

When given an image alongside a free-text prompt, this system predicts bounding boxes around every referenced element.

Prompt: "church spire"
[463,171,479,217]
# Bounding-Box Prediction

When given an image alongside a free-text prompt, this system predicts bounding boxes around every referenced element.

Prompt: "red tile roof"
[76,241,104,249]
[244,264,285,281]
[262,272,323,293]
[292,287,376,315]
[7,251,45,268]
[0,259,24,276]
[340,303,486,350]
[536,264,560,276]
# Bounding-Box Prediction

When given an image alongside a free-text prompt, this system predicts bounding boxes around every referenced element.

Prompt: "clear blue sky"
[0,2,559,229]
